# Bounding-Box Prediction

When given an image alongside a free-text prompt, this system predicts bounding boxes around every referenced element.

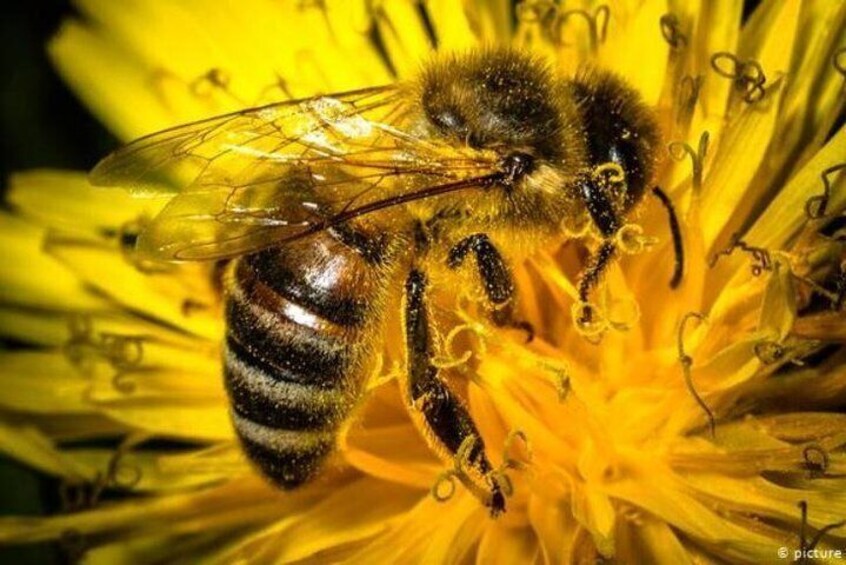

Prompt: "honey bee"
[91,48,660,515]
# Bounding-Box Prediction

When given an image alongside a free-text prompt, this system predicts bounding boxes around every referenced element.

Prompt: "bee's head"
[418,48,583,164]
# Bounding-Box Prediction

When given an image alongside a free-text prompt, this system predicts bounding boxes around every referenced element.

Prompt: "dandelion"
[1,0,845,562]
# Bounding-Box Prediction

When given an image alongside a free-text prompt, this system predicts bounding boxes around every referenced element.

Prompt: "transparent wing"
[91,85,500,261]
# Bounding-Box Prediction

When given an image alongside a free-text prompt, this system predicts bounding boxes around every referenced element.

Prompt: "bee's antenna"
[652,186,684,289]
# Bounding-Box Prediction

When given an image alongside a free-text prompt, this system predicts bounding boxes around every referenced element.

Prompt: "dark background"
[0,0,766,563]
[1,3,114,562]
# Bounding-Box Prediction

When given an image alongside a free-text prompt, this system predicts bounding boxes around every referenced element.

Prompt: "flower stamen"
[515,0,556,25]
[676,75,703,125]
[615,223,657,255]
[432,323,482,370]
[538,361,572,401]
[710,232,773,276]
[190,68,244,106]
[798,501,846,560]
[58,436,143,514]
[677,312,715,437]
[804,163,846,220]
[659,14,687,50]
[500,429,532,472]
[668,131,709,194]
[430,436,507,509]
[802,444,829,479]
[710,52,768,104]
[550,5,610,52]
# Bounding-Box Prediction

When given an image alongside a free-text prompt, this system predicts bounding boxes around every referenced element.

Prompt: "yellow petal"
[746,126,846,249]
[0,214,106,311]
[477,522,540,564]
[373,0,434,78]
[0,422,93,480]
[0,352,92,414]
[701,0,802,251]
[0,476,298,545]
[600,0,670,107]
[236,478,422,563]
[8,170,162,231]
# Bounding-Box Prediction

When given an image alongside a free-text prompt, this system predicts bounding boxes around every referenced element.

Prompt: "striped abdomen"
[224,228,393,487]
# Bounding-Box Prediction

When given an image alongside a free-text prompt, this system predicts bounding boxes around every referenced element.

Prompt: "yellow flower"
[1,0,845,563]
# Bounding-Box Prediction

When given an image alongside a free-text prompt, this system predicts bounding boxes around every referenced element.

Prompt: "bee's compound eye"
[500,152,535,185]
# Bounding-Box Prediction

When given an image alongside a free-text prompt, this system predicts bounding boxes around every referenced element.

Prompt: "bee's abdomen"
[223,230,391,488]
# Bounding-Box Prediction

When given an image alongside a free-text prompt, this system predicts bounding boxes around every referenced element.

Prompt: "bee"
[91,48,660,516]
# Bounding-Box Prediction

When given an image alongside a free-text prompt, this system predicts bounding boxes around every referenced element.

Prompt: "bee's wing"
[91,85,500,261]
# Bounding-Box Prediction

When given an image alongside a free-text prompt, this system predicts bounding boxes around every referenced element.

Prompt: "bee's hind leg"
[447,234,534,342]
[403,269,506,516]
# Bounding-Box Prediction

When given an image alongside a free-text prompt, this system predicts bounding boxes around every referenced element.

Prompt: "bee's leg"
[403,269,506,516]
[447,234,534,341]
[576,176,621,321]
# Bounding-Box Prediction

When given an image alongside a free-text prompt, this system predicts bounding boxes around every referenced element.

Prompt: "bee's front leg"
[402,269,506,516]
[447,233,534,341]
[576,175,621,322]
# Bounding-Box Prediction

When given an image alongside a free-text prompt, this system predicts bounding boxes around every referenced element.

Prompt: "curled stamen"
[106,442,144,489]
[605,296,641,332]
[710,52,768,103]
[100,334,145,370]
[802,444,829,479]
[659,14,687,49]
[668,131,709,193]
[552,5,610,51]
[190,68,232,96]
[500,430,532,471]
[431,350,473,370]
[515,0,557,24]
[431,470,459,502]
[433,323,486,370]
[63,315,151,392]
[805,163,846,219]
[710,232,773,276]
[539,362,571,401]
[430,436,499,508]
[111,371,138,394]
[677,312,716,437]
[676,75,703,125]
[798,500,846,557]
[63,314,97,372]
[615,223,657,255]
